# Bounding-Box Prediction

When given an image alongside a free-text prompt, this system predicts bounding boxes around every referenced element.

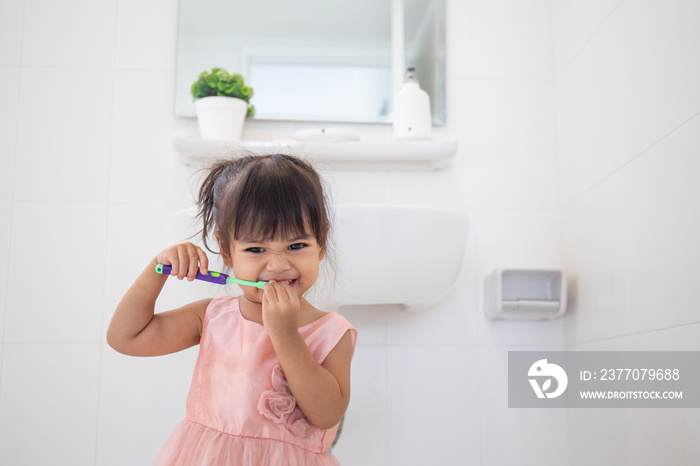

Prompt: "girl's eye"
[289,243,307,251]
[245,247,264,254]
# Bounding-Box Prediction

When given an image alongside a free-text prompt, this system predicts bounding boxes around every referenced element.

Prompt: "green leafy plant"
[191,67,255,117]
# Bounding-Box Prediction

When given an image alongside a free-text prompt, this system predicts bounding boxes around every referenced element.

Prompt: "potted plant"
[191,67,255,141]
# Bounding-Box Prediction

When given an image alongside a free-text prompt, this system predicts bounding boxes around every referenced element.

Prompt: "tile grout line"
[567,320,700,348]
[554,0,624,81]
[561,110,700,211]
[383,307,389,466]
[93,0,122,463]
[0,0,28,411]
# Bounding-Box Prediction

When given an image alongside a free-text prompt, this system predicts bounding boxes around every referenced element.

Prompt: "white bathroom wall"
[465,1,568,464]
[1,1,570,466]
[554,0,700,464]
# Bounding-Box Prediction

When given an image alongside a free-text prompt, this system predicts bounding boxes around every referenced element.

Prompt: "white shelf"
[172,134,458,171]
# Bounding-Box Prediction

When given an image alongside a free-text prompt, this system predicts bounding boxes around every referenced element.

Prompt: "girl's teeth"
[267,279,296,285]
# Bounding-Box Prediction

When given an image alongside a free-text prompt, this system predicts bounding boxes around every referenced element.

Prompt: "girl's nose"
[266,253,291,272]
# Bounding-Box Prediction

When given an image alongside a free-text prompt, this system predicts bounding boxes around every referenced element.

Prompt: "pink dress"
[153,296,358,465]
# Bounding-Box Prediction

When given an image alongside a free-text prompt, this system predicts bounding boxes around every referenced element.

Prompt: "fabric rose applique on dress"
[257,363,313,436]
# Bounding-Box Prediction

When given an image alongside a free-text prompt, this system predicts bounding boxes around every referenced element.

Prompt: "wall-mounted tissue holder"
[485,268,567,320]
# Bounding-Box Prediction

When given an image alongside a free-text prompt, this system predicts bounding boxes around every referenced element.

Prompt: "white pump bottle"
[392,67,432,141]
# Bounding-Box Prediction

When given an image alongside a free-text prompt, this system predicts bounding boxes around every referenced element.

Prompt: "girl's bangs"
[234,201,314,243]
[231,175,321,243]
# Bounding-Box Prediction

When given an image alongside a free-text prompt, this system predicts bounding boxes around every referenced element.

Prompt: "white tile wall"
[333,346,387,466]
[0,343,101,465]
[322,171,387,205]
[473,80,558,210]
[386,346,481,466]
[3,0,697,464]
[0,67,20,200]
[97,345,198,466]
[621,120,700,334]
[472,0,553,79]
[568,408,633,465]
[0,202,11,340]
[21,0,116,68]
[114,0,178,71]
[560,174,630,344]
[629,408,685,465]
[14,68,113,202]
[440,77,477,209]
[557,1,700,465]
[558,3,700,339]
[385,170,471,211]
[444,0,473,79]
[110,70,194,205]
[479,346,568,465]
[552,0,622,76]
[555,0,700,205]
[5,202,108,343]
[0,0,24,66]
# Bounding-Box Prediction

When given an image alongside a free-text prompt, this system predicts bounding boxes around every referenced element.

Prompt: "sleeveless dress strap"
[301,313,358,365]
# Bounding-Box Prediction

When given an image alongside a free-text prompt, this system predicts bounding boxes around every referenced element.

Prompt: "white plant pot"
[195,96,247,141]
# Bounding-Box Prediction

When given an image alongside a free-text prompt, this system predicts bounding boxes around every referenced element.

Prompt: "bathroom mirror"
[174,0,445,124]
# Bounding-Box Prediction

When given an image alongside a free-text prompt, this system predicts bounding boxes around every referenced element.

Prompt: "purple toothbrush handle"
[156,264,228,285]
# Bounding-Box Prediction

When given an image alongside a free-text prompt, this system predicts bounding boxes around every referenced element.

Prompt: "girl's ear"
[215,231,233,267]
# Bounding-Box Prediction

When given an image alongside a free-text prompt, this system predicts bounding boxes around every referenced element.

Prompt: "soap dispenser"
[392,67,432,141]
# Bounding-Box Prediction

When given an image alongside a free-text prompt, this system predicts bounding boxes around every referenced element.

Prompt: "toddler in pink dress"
[108,155,358,465]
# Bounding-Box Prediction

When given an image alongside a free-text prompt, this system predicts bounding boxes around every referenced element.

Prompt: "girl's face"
[219,231,325,304]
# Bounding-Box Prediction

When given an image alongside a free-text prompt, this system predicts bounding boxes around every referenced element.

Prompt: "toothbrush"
[155,263,268,289]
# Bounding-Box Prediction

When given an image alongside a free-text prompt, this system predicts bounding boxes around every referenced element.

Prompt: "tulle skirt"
[153,420,341,466]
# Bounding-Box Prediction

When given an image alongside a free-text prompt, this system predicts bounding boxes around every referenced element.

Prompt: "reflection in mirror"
[175,0,445,125]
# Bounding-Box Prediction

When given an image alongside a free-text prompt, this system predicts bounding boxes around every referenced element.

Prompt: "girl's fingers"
[185,243,200,281]
[282,283,297,302]
[176,245,188,279]
[276,283,296,307]
[187,256,199,281]
[263,281,279,302]
[196,246,209,276]
[263,280,298,304]
[158,242,208,281]
[169,257,180,277]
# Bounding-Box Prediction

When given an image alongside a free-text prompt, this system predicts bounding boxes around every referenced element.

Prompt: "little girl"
[107,154,357,465]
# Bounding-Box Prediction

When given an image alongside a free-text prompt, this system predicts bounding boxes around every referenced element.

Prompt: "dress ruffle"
[257,364,313,437]
[153,420,340,466]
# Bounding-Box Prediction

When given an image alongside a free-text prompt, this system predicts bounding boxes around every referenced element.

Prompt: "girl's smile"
[218,233,325,305]
[268,279,298,287]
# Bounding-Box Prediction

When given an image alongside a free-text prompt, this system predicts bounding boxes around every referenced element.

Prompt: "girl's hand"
[155,242,209,282]
[261,281,300,338]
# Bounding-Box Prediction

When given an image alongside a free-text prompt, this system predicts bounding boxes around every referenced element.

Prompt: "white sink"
[316,204,469,313]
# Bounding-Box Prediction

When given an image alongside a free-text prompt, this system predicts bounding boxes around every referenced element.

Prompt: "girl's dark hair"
[197,154,330,257]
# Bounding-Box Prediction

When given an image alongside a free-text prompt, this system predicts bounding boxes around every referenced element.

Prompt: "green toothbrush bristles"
[226,277,267,289]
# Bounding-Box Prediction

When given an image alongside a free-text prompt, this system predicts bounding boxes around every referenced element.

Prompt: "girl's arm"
[106,243,211,357]
[263,282,354,430]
